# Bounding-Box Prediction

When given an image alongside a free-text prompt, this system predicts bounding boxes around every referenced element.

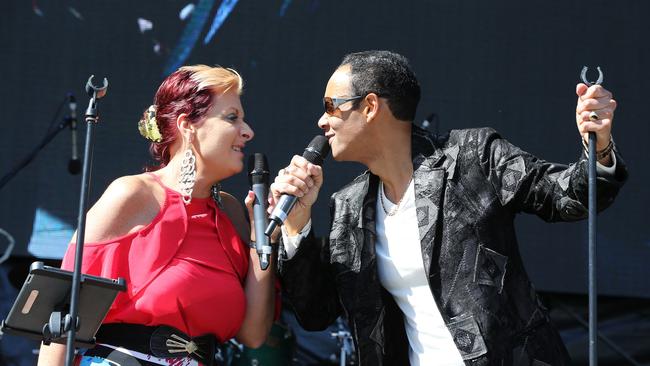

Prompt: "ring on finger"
[589,111,599,121]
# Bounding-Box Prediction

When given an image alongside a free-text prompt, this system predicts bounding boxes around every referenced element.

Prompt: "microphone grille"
[303,135,330,166]
[68,93,77,111]
[248,153,269,185]
[251,153,268,171]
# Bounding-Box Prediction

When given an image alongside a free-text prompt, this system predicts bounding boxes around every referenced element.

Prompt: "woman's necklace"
[379,178,413,216]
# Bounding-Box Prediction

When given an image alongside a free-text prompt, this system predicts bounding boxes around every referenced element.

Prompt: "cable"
[0,228,15,264]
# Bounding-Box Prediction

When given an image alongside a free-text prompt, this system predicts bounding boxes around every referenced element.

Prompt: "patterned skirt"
[75,343,203,366]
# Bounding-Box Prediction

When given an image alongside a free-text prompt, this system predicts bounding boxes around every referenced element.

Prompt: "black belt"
[96,323,217,366]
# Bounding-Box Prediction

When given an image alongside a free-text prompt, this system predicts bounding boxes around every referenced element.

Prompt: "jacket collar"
[344,125,451,286]
[353,125,447,230]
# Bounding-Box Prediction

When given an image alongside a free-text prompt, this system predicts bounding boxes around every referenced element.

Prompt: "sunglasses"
[323,95,364,115]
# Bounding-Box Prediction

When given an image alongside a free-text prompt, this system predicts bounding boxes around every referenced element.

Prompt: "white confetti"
[68,7,84,20]
[137,18,153,33]
[179,3,195,21]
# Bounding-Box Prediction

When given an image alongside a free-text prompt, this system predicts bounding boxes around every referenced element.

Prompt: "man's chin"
[330,148,343,161]
[331,150,350,163]
[330,145,355,162]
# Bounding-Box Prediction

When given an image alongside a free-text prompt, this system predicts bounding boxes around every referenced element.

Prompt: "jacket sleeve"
[277,197,342,331]
[476,128,627,222]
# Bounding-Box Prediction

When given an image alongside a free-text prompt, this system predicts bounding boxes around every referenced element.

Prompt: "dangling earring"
[179,147,196,204]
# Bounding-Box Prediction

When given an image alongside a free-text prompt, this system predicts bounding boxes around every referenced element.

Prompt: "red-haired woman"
[38,65,277,366]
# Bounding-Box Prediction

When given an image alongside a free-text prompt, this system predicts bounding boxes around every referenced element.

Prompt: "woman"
[38,65,277,366]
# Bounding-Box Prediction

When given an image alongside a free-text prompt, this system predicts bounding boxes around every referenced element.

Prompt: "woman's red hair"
[143,65,243,170]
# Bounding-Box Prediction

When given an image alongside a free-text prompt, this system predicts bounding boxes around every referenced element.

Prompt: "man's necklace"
[379,178,413,216]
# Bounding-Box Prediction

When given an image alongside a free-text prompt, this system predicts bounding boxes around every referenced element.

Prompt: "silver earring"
[179,148,196,204]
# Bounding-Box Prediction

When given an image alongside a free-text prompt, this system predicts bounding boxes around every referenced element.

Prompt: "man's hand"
[269,155,324,235]
[575,83,617,152]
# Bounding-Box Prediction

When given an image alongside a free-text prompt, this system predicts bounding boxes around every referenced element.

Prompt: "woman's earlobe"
[176,113,192,132]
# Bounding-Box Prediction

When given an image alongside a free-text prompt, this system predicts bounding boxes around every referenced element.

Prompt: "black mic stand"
[580,66,603,366]
[64,75,108,366]
[587,129,598,366]
[0,98,72,190]
[0,76,124,363]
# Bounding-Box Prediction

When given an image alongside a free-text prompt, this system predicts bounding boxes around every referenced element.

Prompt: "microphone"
[248,153,272,270]
[265,135,330,236]
[67,93,81,175]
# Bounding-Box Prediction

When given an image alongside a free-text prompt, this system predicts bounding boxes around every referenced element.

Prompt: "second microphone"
[248,153,272,270]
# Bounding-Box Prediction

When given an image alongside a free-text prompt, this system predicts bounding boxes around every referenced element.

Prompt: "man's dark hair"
[340,50,420,122]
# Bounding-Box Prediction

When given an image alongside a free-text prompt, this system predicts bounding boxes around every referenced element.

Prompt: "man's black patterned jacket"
[279,126,627,365]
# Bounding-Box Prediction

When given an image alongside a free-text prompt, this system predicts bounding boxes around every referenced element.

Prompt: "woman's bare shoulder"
[82,174,164,242]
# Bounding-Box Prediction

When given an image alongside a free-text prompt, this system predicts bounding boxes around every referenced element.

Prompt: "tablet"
[1,261,126,348]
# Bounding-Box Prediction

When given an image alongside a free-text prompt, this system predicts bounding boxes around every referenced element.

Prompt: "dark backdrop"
[0,1,647,298]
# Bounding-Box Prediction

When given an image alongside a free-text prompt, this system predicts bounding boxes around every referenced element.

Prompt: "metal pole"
[588,131,598,366]
[580,66,603,366]
[64,76,107,366]
[64,116,96,366]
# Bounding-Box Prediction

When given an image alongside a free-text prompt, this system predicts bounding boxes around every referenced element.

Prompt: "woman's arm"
[37,343,66,366]
[37,175,163,365]
[220,191,276,348]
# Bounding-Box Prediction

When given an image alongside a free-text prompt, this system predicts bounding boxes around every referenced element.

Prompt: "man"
[270,50,626,365]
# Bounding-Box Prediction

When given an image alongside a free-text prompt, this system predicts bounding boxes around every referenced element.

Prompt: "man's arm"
[269,155,342,330]
[477,83,626,221]
[278,225,343,331]
[478,128,626,222]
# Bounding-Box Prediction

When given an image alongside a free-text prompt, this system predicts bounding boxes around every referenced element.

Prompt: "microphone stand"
[580,66,603,366]
[0,98,70,190]
[64,75,108,366]
[330,318,353,366]
[587,130,598,366]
